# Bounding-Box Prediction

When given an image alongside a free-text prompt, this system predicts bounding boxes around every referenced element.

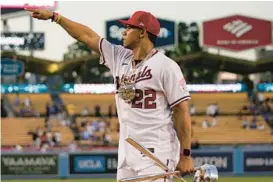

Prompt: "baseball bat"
[126,137,188,182]
[119,171,180,182]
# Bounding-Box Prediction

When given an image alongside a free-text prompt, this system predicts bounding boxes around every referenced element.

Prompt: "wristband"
[181,149,191,156]
[56,14,61,24]
[51,12,61,23]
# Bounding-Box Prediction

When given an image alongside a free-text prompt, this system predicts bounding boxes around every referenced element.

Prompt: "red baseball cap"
[118,11,160,37]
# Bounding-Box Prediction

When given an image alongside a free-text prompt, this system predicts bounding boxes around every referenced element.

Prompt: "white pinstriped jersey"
[99,38,191,170]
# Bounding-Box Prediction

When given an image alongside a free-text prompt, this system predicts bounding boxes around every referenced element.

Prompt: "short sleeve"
[163,61,190,108]
[98,38,132,74]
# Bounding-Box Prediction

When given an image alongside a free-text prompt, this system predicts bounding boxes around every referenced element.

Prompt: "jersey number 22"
[132,89,157,109]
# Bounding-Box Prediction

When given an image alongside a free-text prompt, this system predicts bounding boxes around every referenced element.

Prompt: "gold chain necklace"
[118,48,156,103]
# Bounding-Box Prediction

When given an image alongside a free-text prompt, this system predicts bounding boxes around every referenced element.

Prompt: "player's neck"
[132,41,154,61]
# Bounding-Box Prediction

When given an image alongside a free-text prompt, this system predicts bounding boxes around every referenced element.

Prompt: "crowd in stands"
[13,94,40,117]
[189,103,219,129]
[2,89,272,152]
[27,128,61,152]
[238,92,273,134]
[77,117,113,145]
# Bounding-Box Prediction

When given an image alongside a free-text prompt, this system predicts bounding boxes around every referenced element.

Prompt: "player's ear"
[139,29,146,38]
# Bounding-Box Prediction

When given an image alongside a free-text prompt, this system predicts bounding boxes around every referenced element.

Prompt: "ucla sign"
[106,17,176,48]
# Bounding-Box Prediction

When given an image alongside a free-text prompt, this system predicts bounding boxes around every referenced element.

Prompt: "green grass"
[2,177,273,182]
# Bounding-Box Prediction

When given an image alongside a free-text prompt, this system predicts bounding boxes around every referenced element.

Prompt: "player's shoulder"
[154,51,180,69]
[102,38,132,58]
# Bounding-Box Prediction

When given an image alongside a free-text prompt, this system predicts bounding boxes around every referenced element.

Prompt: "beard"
[123,39,139,50]
[123,40,133,49]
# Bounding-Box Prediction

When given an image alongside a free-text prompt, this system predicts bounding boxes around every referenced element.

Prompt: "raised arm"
[25,7,101,54]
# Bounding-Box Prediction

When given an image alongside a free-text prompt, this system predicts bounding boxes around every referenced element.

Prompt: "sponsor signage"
[202,15,272,51]
[1,32,45,50]
[106,17,176,48]
[187,84,246,93]
[1,83,270,94]
[70,154,118,174]
[0,84,49,93]
[1,154,58,175]
[192,151,233,172]
[1,58,24,76]
[257,83,273,92]
[243,151,273,172]
[62,83,247,94]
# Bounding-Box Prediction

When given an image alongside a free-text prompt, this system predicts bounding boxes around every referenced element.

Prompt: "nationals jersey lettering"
[119,66,152,85]
[99,38,190,170]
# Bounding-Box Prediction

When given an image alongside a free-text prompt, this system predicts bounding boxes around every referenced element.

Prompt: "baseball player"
[25,7,194,181]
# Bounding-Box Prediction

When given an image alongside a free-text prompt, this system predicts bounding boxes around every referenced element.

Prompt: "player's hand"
[176,156,195,176]
[24,7,53,20]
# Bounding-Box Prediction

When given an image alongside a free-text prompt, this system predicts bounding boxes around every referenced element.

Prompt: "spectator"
[54,131,61,145]
[242,76,254,102]
[191,139,200,149]
[81,120,87,128]
[189,103,196,116]
[98,120,106,132]
[206,103,218,127]
[68,140,78,152]
[47,132,54,146]
[81,106,90,116]
[257,92,264,105]
[108,104,113,118]
[14,145,23,152]
[257,123,265,130]
[24,96,32,108]
[103,133,112,146]
[40,143,49,153]
[241,120,249,129]
[249,120,257,129]
[27,129,38,146]
[45,102,50,117]
[95,104,102,117]
[1,98,8,118]
[81,129,90,140]
[40,131,48,146]
[202,119,209,128]
[14,93,21,106]
[71,123,80,141]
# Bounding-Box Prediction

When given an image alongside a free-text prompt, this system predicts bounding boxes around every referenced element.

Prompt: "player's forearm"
[57,15,100,52]
[173,102,192,150]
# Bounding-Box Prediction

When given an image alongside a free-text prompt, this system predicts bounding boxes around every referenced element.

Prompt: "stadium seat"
[1,117,74,146]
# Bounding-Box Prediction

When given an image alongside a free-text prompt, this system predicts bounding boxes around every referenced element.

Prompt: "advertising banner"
[0,84,48,93]
[1,32,45,50]
[106,17,176,48]
[70,154,118,174]
[243,151,273,172]
[202,15,272,51]
[1,58,24,76]
[256,83,273,92]
[192,151,233,172]
[1,83,271,94]
[1,154,58,175]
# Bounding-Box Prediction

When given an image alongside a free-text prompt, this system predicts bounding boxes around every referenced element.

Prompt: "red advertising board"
[202,15,272,51]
